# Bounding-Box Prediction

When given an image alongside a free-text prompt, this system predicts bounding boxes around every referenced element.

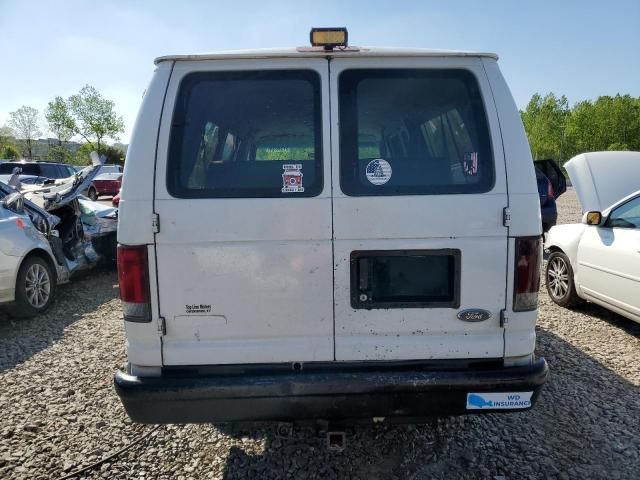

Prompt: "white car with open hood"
[545,151,640,323]
[114,28,548,425]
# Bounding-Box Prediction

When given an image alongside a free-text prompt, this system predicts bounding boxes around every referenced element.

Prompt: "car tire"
[9,255,56,318]
[545,251,582,308]
[88,186,98,201]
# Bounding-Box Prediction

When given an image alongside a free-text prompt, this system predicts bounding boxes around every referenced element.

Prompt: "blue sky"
[1,0,639,143]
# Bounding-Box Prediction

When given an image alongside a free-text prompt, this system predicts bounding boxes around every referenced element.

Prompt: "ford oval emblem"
[457,309,492,322]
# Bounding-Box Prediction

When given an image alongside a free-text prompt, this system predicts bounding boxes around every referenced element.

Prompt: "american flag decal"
[365,159,392,185]
[463,152,478,176]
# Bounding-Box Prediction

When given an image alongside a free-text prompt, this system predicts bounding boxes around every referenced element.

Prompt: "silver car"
[0,157,117,317]
[0,191,59,317]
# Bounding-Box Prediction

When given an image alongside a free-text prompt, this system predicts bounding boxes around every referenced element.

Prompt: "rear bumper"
[94,181,121,195]
[114,358,548,424]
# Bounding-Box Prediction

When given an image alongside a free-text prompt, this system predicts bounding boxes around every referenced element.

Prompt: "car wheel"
[545,251,582,307]
[9,256,55,318]
[88,187,98,201]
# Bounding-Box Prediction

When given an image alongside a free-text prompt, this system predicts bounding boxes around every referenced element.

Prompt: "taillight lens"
[513,237,542,311]
[117,245,151,322]
[547,179,555,200]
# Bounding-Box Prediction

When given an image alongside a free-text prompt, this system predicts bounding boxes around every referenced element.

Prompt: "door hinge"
[152,213,160,233]
[502,207,511,227]
[158,316,166,335]
[500,309,509,328]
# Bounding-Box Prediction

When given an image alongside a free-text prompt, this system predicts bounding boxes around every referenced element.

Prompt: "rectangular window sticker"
[466,392,533,410]
[463,151,478,176]
[282,164,304,193]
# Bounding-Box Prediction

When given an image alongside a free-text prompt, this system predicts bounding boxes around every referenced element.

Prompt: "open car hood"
[0,180,60,231]
[13,153,104,211]
[565,151,640,212]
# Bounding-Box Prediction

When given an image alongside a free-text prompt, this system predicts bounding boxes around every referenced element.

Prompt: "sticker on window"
[365,159,392,185]
[463,152,478,176]
[282,164,304,193]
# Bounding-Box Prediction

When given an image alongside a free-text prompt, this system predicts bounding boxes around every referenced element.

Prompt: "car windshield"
[99,165,121,174]
[0,163,40,175]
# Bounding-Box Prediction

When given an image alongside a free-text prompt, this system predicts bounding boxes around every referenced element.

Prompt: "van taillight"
[117,245,151,322]
[513,237,542,311]
[547,179,555,200]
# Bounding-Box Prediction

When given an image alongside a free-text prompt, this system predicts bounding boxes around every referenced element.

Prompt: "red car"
[85,165,123,200]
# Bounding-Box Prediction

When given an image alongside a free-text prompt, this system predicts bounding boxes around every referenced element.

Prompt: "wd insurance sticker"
[466,392,533,410]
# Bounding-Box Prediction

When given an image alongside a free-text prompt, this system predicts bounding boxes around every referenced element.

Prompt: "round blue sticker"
[365,159,392,185]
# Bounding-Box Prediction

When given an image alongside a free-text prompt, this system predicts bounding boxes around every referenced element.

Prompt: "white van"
[115,29,548,424]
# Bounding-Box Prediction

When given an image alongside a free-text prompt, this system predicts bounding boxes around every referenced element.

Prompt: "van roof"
[154,47,499,64]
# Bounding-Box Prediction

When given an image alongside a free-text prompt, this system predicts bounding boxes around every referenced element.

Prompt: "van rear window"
[339,69,494,196]
[167,70,323,198]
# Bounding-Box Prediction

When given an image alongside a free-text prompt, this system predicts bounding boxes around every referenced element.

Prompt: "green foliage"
[255,147,314,160]
[48,145,73,163]
[521,93,570,161]
[112,142,128,156]
[522,93,640,164]
[606,142,630,151]
[0,125,13,142]
[7,106,41,159]
[74,143,93,166]
[45,97,76,145]
[1,144,20,159]
[359,146,381,158]
[67,85,125,154]
[99,144,125,165]
[0,126,20,159]
[0,126,17,153]
[40,87,126,161]
[74,142,124,166]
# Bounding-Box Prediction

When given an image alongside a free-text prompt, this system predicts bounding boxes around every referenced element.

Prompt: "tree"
[564,95,640,156]
[520,93,570,162]
[7,106,41,159]
[48,145,73,163]
[67,85,124,154]
[45,97,75,146]
[112,142,128,157]
[564,100,597,155]
[0,126,20,159]
[1,144,20,159]
[522,93,640,165]
[74,142,124,166]
[0,125,14,150]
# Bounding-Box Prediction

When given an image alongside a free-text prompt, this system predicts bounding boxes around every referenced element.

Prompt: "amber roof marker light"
[310,27,348,50]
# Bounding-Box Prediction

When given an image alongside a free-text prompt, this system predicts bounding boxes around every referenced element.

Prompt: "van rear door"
[330,57,509,360]
[153,59,334,365]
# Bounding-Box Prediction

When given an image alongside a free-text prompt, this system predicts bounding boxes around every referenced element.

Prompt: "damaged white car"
[0,154,117,317]
[545,151,640,323]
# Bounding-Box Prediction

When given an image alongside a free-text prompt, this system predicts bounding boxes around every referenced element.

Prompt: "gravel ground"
[1,187,638,480]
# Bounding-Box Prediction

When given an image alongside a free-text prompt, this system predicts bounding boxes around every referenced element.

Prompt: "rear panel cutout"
[350,249,461,309]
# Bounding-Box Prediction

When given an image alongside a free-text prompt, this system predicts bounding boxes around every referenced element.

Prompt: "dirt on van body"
[1,187,638,480]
